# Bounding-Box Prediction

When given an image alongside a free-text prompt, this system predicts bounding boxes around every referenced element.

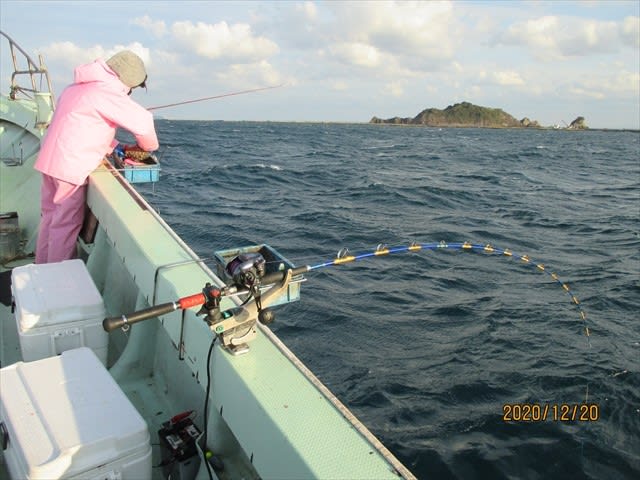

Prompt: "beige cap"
[106,50,147,88]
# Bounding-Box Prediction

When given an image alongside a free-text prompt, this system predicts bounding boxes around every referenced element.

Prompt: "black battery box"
[158,416,202,480]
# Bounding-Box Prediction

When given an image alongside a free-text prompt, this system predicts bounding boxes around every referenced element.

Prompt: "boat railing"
[1,30,55,108]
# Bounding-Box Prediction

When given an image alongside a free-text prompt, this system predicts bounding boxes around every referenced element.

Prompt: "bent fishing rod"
[147,84,284,112]
[103,240,590,355]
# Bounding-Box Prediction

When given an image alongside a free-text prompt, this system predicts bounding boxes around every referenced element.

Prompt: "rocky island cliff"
[370,102,588,129]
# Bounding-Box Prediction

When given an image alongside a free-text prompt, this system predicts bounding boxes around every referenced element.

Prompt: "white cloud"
[451,61,464,74]
[568,87,606,99]
[131,15,167,37]
[296,1,318,22]
[40,41,101,67]
[329,42,381,68]
[384,80,405,97]
[561,19,619,56]
[41,41,151,69]
[620,16,640,48]
[215,60,283,87]
[498,15,561,59]
[611,70,640,93]
[171,20,279,62]
[472,68,525,87]
[325,1,458,69]
[497,14,634,60]
[329,79,349,91]
[367,1,457,58]
[576,68,640,96]
[35,41,152,91]
[492,70,525,86]
[108,43,151,65]
[464,85,483,100]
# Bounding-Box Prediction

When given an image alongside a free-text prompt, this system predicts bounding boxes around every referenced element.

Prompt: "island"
[370,102,588,129]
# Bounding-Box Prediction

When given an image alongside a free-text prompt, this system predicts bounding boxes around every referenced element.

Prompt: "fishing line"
[274,240,591,344]
[147,84,284,112]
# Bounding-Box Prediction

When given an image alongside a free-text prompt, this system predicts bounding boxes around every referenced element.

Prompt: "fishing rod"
[264,241,589,334]
[147,84,284,111]
[103,240,590,355]
[112,84,284,169]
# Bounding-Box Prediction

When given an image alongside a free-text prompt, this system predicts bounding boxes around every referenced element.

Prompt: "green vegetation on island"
[370,102,588,129]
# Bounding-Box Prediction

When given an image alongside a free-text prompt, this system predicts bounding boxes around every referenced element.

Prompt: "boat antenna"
[147,84,284,111]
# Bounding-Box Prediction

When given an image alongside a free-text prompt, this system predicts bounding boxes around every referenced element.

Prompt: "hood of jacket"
[73,59,129,94]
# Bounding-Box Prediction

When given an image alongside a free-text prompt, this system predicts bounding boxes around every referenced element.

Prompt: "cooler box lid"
[0,348,149,479]
[11,259,105,331]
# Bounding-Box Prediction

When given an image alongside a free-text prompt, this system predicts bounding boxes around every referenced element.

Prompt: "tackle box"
[0,347,152,479]
[11,259,108,365]
[213,244,303,307]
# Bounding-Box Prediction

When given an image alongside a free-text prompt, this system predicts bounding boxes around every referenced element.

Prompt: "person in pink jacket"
[34,50,159,263]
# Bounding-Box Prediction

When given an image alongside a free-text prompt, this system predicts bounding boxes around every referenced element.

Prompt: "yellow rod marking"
[334,256,355,265]
[321,241,590,340]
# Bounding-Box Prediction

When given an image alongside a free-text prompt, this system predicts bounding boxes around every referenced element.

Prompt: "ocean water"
[138,121,639,480]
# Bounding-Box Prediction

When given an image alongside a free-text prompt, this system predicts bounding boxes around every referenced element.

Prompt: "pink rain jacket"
[35,59,158,185]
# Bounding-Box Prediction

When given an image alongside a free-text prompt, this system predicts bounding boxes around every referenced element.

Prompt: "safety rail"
[1,30,55,107]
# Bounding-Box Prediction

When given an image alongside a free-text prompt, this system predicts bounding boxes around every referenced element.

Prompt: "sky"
[1,0,639,129]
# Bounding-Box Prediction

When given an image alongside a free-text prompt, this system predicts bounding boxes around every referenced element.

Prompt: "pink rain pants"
[35,174,87,264]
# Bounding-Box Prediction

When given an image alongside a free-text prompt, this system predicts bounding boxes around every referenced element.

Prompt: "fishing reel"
[225,253,266,291]
[224,252,274,326]
[199,252,288,354]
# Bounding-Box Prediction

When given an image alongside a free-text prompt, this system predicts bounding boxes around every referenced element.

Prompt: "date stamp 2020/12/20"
[503,403,600,422]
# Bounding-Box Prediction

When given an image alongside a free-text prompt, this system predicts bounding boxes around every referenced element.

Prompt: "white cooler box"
[0,347,152,479]
[11,259,108,365]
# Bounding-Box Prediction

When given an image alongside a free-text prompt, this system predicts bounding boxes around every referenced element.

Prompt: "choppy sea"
[136,121,639,480]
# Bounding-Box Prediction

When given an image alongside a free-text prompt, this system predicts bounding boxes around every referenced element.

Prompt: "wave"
[146,121,640,479]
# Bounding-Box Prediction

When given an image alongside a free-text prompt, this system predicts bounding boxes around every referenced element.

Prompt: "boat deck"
[0,259,237,480]
[0,168,415,480]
